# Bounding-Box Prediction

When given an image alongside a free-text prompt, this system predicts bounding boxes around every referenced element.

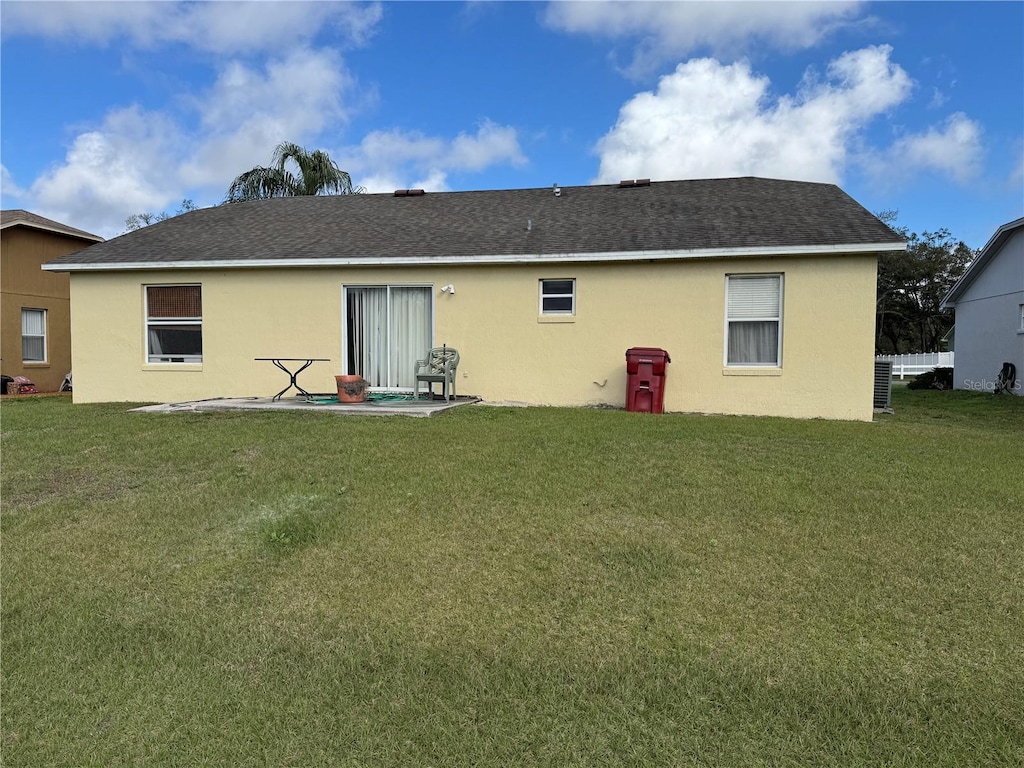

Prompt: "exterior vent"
[393,189,426,197]
[873,360,892,409]
[618,179,651,188]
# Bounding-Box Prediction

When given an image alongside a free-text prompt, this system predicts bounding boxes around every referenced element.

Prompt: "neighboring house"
[43,177,905,420]
[941,216,1024,395]
[1,210,103,392]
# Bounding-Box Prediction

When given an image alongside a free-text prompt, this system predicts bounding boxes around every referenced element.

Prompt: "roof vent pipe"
[553,183,561,197]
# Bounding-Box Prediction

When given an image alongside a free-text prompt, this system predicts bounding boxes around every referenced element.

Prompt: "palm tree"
[225,141,364,202]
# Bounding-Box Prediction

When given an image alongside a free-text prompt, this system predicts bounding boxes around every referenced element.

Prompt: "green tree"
[875,212,974,354]
[123,199,197,232]
[225,141,363,202]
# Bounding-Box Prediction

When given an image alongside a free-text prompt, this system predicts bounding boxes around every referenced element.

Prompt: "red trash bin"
[625,347,671,413]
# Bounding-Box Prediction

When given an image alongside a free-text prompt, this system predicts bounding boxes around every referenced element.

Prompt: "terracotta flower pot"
[335,374,368,403]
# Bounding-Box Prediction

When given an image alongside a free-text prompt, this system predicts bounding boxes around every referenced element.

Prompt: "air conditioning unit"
[873,360,893,409]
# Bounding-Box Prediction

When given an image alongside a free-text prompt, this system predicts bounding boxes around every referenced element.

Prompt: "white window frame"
[145,284,203,364]
[21,308,47,363]
[724,273,783,367]
[1019,303,1024,332]
[539,278,576,316]
[342,283,434,391]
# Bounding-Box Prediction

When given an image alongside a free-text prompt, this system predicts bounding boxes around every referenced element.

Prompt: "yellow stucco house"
[43,177,905,420]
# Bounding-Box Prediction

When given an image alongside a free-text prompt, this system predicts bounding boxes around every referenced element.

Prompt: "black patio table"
[255,358,330,401]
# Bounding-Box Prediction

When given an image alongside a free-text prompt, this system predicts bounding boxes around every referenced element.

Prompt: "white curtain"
[728,322,779,364]
[347,286,430,388]
[347,287,387,386]
[148,329,163,356]
[389,288,431,388]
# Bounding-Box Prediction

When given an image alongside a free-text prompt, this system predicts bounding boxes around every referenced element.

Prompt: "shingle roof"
[1,209,103,242]
[43,177,904,270]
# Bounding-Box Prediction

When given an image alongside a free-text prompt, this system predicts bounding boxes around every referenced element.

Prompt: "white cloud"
[21,46,356,236]
[1,1,166,45]
[29,107,181,236]
[6,0,520,235]
[185,1,382,52]
[354,131,448,171]
[450,122,526,172]
[928,87,949,109]
[355,174,415,194]
[357,169,452,195]
[872,113,983,184]
[594,45,914,185]
[17,45,524,236]
[340,120,527,192]
[0,1,382,53]
[1,164,27,200]
[179,48,354,189]
[543,0,863,75]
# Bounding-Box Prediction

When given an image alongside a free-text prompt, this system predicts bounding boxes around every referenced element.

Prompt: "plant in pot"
[335,374,369,403]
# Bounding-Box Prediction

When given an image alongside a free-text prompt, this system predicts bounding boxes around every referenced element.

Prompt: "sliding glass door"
[345,285,431,389]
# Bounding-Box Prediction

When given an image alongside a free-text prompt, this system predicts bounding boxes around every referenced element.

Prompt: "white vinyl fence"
[875,352,954,379]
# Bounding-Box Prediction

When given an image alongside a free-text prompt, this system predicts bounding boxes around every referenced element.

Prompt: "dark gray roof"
[44,177,904,270]
[1,209,103,242]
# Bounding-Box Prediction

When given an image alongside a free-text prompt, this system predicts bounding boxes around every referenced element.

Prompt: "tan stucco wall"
[67,254,878,420]
[1,227,92,391]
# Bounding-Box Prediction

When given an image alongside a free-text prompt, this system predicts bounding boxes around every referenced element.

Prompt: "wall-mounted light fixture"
[440,284,455,295]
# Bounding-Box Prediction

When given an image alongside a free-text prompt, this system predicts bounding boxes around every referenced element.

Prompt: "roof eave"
[43,241,906,272]
[941,216,1024,309]
[0,218,104,242]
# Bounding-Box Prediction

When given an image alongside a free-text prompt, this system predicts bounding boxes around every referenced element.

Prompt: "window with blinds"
[22,308,46,363]
[146,285,202,363]
[726,274,782,366]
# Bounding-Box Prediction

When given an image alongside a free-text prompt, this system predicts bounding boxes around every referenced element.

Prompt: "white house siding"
[952,228,1024,394]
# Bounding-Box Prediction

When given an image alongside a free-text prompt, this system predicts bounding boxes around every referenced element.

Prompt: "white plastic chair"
[415,347,459,401]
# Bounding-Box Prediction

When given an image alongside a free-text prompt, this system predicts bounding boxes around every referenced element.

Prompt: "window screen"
[540,279,575,315]
[22,308,46,362]
[726,275,782,366]
[146,285,203,363]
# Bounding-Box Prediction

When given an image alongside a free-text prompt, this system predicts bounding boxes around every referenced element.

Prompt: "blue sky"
[1,1,1021,247]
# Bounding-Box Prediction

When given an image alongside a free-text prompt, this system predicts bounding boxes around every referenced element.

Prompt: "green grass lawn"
[2,389,1022,766]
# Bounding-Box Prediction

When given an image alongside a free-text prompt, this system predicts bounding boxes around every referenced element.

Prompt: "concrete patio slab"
[131,395,479,417]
